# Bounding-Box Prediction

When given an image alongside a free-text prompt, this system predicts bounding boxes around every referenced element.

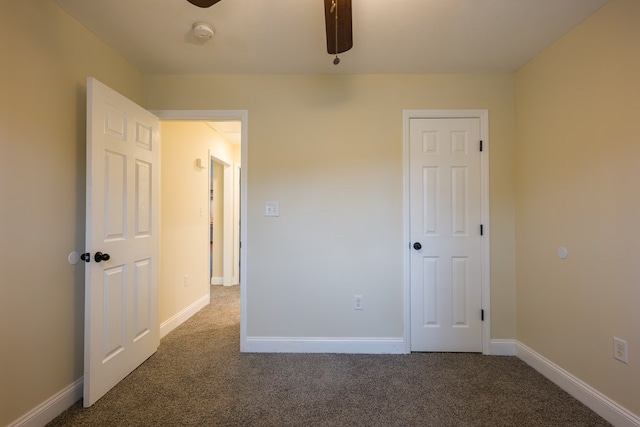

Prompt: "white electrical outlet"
[354,295,363,310]
[184,274,189,287]
[613,337,628,364]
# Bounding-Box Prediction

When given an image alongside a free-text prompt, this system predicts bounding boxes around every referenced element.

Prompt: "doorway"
[209,154,240,287]
[207,120,242,288]
[153,110,248,351]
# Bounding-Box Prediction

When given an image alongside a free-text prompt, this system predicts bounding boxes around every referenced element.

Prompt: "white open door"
[84,77,160,406]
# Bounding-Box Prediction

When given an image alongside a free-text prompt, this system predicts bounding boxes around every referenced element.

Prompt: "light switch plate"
[265,202,280,217]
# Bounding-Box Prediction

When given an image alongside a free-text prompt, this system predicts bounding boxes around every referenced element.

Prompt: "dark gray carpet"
[48,286,610,426]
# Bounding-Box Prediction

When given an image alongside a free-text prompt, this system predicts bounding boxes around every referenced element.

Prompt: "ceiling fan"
[186,0,353,64]
[186,0,222,7]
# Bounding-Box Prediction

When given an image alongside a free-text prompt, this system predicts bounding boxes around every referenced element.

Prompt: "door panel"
[133,259,152,339]
[103,266,126,361]
[410,117,482,352]
[84,77,160,406]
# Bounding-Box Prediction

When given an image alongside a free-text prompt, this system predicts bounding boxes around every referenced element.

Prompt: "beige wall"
[160,121,236,323]
[515,0,640,415]
[0,1,143,425]
[144,74,517,339]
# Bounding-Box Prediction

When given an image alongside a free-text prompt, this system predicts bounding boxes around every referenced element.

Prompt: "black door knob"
[413,242,422,250]
[94,252,111,262]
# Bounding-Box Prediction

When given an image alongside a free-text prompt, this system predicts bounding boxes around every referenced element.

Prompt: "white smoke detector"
[192,22,214,40]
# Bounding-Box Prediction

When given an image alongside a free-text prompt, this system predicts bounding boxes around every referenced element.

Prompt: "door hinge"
[481,309,485,321]
[479,140,483,152]
[480,224,484,236]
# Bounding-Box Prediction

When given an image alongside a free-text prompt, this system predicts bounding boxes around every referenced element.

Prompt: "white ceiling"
[53,0,608,74]
[208,121,241,145]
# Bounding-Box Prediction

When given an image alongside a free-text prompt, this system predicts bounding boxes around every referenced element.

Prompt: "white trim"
[489,339,516,356]
[402,113,412,353]
[232,162,241,286]
[222,160,234,286]
[151,110,248,352]
[152,110,249,122]
[8,379,83,427]
[239,116,248,350]
[211,276,224,285]
[403,110,490,354]
[209,154,235,287]
[517,341,640,427]
[244,337,406,354]
[160,293,210,339]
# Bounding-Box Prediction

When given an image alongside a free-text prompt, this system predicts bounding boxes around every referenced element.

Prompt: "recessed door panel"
[422,131,438,155]
[422,257,439,326]
[422,167,439,235]
[104,151,126,241]
[135,160,151,237]
[102,266,126,362]
[451,257,468,327]
[451,166,468,236]
[105,105,127,140]
[135,121,152,151]
[133,259,152,341]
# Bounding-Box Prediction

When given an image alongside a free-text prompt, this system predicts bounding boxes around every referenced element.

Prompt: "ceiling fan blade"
[324,0,353,54]
[186,0,222,8]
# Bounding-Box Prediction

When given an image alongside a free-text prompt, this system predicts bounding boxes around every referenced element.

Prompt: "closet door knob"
[94,252,111,262]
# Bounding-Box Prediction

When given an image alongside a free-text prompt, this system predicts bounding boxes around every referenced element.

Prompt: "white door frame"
[403,110,490,355]
[152,110,248,352]
[209,154,234,287]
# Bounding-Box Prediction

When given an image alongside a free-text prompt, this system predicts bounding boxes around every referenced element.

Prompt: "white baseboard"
[489,339,516,356]
[516,341,640,427]
[8,378,82,427]
[160,293,210,339]
[211,276,223,285]
[243,337,406,354]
